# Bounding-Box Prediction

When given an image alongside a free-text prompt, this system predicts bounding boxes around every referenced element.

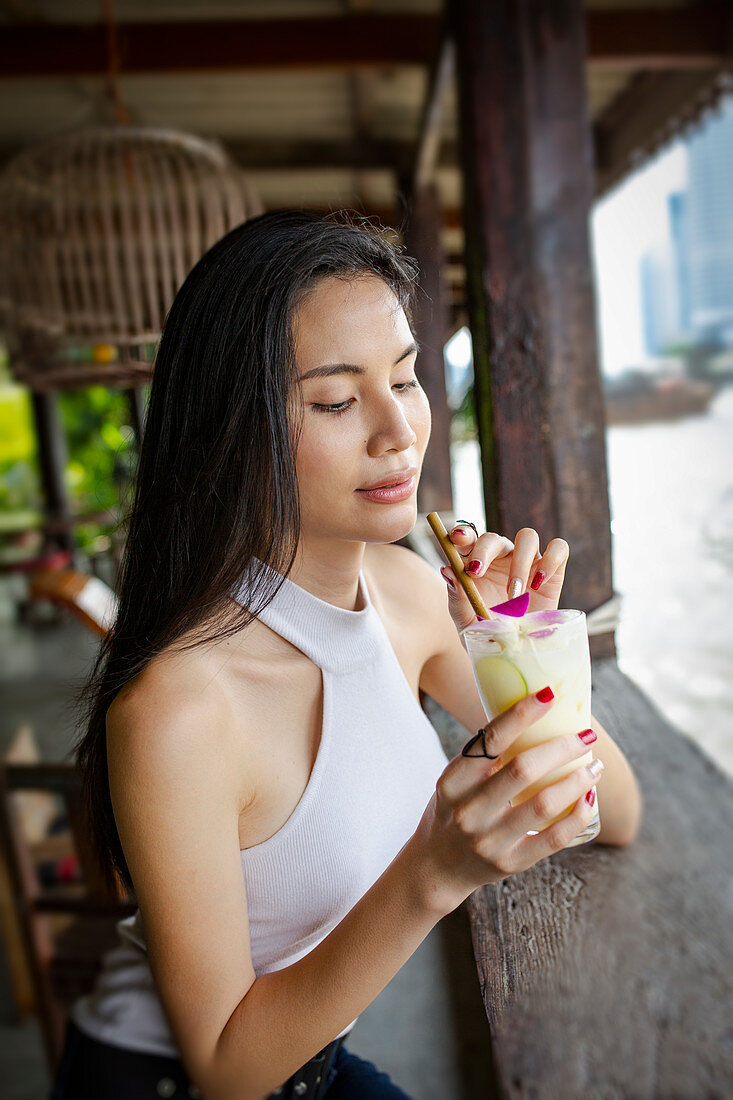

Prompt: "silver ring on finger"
[461,727,499,760]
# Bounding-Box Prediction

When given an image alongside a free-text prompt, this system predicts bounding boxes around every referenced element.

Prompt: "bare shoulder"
[109,644,231,736]
[106,643,245,800]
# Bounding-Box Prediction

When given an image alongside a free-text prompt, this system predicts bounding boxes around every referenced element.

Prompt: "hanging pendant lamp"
[0,125,263,391]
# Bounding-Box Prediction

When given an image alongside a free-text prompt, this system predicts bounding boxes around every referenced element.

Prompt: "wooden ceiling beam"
[586,2,732,71]
[0,15,438,77]
[593,68,730,197]
[1,6,729,78]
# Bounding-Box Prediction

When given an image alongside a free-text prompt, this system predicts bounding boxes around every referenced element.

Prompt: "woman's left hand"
[439,525,570,633]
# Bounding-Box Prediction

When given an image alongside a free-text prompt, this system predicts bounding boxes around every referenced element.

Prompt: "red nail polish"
[530,570,546,591]
[440,568,456,591]
[453,527,467,537]
[585,788,596,808]
[579,728,597,745]
[536,686,554,703]
[467,559,481,575]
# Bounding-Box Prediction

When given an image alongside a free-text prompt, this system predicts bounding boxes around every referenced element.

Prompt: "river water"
[450,384,733,778]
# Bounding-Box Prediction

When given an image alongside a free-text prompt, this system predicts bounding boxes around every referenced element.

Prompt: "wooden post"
[400,179,454,514]
[125,386,147,445]
[30,392,75,557]
[451,0,614,653]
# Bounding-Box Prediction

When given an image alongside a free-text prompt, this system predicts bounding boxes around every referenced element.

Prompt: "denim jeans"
[324,1045,413,1098]
[50,1018,414,1099]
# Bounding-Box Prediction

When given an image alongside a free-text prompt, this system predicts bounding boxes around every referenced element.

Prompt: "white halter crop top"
[72,560,450,1056]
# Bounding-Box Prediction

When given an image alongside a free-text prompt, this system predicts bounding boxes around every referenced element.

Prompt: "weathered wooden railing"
[424,659,733,1099]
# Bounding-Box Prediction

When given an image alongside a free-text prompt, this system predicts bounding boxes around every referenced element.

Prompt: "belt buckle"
[269,1035,344,1100]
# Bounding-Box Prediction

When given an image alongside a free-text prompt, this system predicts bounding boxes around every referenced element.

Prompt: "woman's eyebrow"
[297,340,419,382]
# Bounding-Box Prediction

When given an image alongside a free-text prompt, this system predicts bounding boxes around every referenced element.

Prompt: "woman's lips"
[355,476,416,503]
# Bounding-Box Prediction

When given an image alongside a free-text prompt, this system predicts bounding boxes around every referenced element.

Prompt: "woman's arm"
[587,714,641,845]
[406,546,641,846]
[109,625,603,1100]
[108,670,451,1100]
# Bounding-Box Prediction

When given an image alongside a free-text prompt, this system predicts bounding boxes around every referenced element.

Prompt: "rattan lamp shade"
[0,126,263,391]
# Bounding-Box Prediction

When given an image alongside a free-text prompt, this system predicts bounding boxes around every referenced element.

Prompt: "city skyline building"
[638,95,733,356]
[640,237,685,356]
[668,190,692,336]
[684,96,733,340]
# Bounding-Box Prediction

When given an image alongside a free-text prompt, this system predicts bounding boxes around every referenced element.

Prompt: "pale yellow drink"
[462,609,600,846]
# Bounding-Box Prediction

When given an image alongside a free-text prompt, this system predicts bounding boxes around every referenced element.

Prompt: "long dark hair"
[72,209,419,896]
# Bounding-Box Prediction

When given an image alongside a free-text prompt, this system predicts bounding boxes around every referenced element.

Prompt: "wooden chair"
[0,760,136,1074]
[28,565,119,636]
[0,564,125,1072]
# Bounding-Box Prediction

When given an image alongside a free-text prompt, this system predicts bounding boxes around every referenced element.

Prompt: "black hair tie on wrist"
[461,728,499,759]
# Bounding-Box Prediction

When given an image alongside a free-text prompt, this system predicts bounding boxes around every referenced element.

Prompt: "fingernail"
[476,615,486,621]
[440,567,456,591]
[452,527,467,537]
[588,759,604,779]
[508,577,523,600]
[530,570,546,591]
[585,787,596,808]
[578,728,597,745]
[536,685,554,703]
[467,559,481,575]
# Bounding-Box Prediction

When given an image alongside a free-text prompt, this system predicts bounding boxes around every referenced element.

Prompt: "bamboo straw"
[426,512,492,620]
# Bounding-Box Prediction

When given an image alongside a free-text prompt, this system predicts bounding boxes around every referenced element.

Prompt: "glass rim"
[461,607,585,638]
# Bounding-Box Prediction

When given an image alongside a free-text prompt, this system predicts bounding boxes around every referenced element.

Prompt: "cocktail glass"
[462,609,600,846]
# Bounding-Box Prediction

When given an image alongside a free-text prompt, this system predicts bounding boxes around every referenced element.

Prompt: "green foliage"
[58,387,138,519]
[451,382,477,443]
[0,370,42,516]
[0,356,143,553]
[0,383,35,463]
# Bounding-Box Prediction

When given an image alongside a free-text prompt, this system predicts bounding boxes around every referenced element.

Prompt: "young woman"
[51,210,641,1100]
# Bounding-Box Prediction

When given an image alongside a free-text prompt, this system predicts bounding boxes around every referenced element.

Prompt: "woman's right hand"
[413,688,602,911]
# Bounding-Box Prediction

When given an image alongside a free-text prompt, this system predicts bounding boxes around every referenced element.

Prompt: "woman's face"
[291,274,431,547]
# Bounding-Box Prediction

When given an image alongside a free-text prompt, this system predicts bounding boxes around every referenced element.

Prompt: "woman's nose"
[366,394,418,454]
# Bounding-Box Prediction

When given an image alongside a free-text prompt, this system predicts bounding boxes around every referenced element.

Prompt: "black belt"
[268,1035,345,1100]
[53,1017,345,1099]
